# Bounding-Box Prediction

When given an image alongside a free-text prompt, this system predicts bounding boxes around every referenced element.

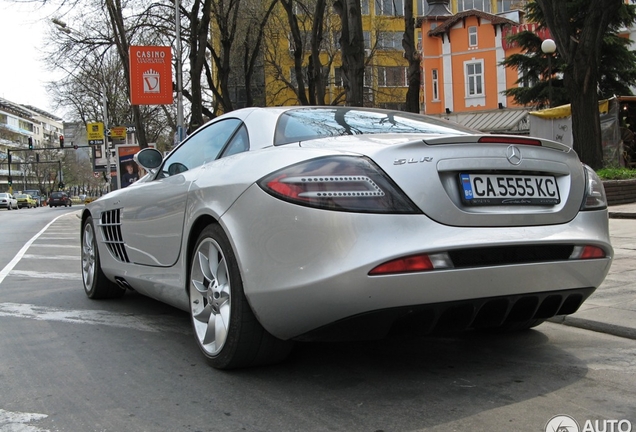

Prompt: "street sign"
[109,126,128,140]
[87,122,105,140]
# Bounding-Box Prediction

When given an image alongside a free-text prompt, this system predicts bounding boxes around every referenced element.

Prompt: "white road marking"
[0,213,70,285]
[31,244,79,248]
[22,255,79,260]
[0,302,190,334]
[8,270,81,280]
[0,408,49,432]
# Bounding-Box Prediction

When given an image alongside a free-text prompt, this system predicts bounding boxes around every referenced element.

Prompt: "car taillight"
[580,164,608,210]
[569,245,606,259]
[478,136,542,146]
[369,252,453,275]
[258,156,420,213]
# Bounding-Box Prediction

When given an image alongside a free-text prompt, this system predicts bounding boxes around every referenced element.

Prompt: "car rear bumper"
[222,185,613,340]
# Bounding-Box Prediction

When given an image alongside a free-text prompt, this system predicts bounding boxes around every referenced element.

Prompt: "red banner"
[503,24,552,51]
[129,46,173,105]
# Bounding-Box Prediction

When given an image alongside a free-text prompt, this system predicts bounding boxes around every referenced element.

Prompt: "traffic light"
[59,135,65,147]
[8,176,12,186]
[28,137,33,149]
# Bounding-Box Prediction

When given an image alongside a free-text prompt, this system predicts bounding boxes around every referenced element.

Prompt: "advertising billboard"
[129,46,173,105]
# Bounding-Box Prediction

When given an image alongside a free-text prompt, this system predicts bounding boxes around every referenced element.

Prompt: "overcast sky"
[0,1,64,117]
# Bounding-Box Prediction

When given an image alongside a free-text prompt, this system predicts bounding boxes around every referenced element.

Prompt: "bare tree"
[334,0,365,106]
[402,0,420,113]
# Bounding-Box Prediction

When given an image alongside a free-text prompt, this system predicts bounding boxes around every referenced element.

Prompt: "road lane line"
[0,408,49,432]
[8,270,81,280]
[0,213,70,285]
[22,255,79,260]
[0,302,190,334]
[31,244,79,248]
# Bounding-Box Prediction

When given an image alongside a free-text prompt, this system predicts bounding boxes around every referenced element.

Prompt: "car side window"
[159,118,242,178]
[220,124,250,158]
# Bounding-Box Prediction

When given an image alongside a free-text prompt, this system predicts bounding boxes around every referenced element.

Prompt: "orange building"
[420,6,524,116]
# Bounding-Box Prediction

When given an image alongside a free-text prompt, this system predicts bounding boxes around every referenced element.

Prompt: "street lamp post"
[541,38,557,108]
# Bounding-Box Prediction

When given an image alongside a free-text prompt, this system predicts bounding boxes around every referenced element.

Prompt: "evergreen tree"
[501,1,636,110]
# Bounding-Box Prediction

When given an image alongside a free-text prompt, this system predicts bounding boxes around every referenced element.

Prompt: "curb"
[608,212,636,219]
[548,316,636,340]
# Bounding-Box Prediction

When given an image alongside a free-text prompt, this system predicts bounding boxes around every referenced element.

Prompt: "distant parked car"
[0,192,18,210]
[23,190,44,207]
[49,191,72,208]
[16,194,37,208]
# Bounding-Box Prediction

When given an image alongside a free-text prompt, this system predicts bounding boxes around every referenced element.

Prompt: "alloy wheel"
[190,238,231,356]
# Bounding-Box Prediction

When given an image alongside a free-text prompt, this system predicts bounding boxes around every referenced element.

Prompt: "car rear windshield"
[274,107,474,145]
[51,192,65,198]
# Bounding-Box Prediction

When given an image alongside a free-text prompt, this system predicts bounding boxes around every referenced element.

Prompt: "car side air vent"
[99,209,130,263]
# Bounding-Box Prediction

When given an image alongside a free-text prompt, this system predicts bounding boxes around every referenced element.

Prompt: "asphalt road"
[0,207,634,432]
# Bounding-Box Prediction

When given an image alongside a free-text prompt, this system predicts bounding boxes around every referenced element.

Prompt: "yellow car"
[15,194,37,209]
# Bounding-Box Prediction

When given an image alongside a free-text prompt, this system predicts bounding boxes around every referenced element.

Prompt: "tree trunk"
[335,0,365,106]
[188,0,212,132]
[309,0,327,105]
[105,0,148,148]
[534,0,622,169]
[402,0,420,113]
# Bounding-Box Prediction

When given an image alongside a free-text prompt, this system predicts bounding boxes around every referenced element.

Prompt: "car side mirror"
[134,148,163,173]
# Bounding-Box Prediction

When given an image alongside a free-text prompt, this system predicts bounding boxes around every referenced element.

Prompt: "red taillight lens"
[569,245,606,260]
[259,156,420,213]
[580,246,606,259]
[369,255,434,275]
[478,136,542,146]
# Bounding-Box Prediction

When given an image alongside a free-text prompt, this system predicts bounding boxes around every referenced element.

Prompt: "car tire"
[189,224,293,369]
[81,216,126,299]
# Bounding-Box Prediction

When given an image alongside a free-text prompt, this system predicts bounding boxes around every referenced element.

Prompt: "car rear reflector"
[368,252,453,276]
[569,245,606,260]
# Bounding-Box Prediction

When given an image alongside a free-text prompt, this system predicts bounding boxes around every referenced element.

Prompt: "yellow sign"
[110,126,128,140]
[87,122,105,140]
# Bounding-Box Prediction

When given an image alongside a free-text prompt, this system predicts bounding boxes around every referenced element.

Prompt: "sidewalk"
[549,202,636,339]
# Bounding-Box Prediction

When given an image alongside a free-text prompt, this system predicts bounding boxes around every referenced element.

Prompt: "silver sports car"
[80,106,613,369]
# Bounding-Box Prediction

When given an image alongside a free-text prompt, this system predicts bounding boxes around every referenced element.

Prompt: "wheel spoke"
[192,278,207,294]
[197,250,214,284]
[218,300,231,332]
[214,311,228,346]
[193,302,213,325]
[202,311,217,345]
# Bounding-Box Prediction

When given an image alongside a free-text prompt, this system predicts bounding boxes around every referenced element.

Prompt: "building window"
[375,0,404,16]
[497,0,527,12]
[432,69,439,100]
[465,61,484,96]
[468,26,478,47]
[361,0,370,15]
[377,31,402,50]
[377,66,407,87]
[457,0,491,12]
[517,66,538,88]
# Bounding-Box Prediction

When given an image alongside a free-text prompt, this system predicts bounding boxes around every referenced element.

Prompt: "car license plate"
[459,173,560,205]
